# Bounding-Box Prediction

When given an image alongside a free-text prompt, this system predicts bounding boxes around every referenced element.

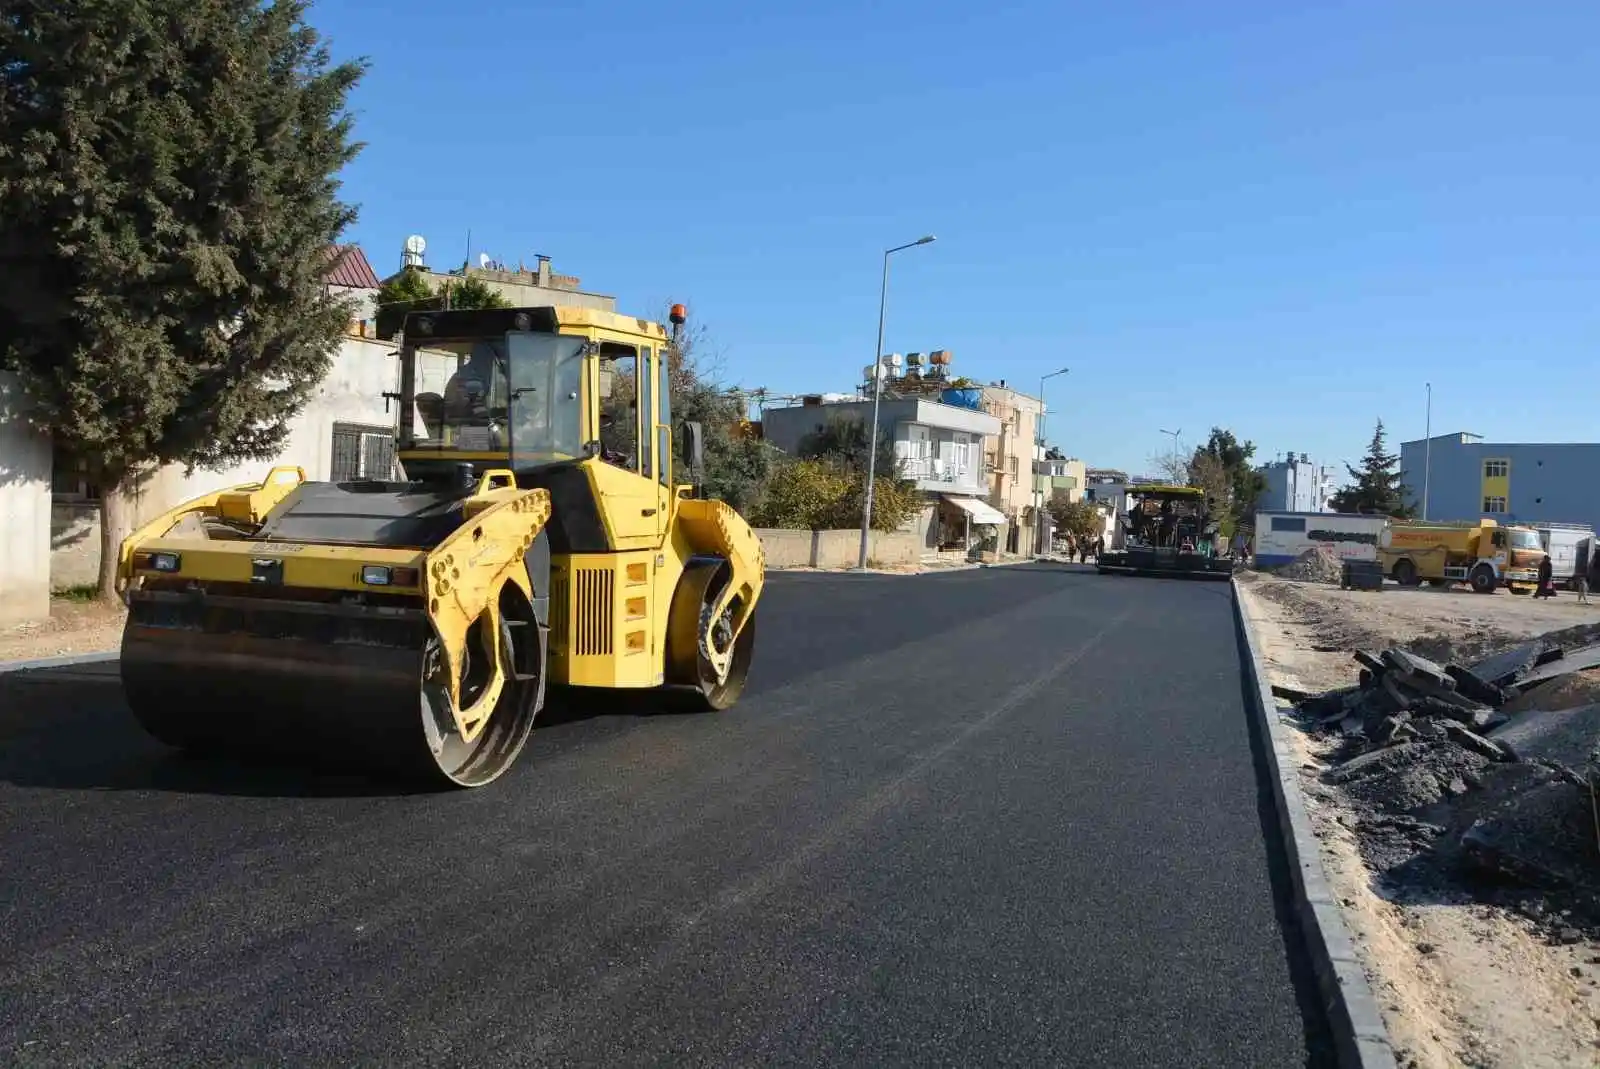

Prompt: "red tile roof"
[323,244,381,290]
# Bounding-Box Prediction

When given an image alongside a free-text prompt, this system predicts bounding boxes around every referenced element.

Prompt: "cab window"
[598,344,638,470]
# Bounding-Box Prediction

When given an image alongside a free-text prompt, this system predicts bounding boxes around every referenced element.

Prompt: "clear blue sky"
[320,0,1598,479]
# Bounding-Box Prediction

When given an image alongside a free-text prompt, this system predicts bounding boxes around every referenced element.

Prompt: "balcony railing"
[899,456,982,486]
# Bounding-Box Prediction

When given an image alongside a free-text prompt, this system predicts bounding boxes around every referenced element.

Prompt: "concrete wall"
[0,373,51,624]
[51,502,99,590]
[756,528,921,568]
[1400,434,1600,531]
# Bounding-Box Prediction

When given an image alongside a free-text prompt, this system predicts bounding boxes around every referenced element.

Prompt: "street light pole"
[1159,428,1182,478]
[1422,382,1432,521]
[858,234,937,571]
[1035,366,1070,555]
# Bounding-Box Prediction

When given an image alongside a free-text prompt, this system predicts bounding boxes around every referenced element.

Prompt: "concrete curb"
[768,557,1044,577]
[1230,577,1399,1069]
[0,650,119,675]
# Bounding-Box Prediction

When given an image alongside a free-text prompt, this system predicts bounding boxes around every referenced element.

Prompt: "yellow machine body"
[115,303,764,788]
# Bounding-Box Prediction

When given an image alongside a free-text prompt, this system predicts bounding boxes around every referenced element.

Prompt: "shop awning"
[942,495,1006,525]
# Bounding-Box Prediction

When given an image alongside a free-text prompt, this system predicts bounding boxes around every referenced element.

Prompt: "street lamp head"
[915,235,936,245]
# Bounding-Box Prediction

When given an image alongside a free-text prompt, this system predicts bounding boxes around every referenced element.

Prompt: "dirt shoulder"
[0,599,126,663]
[1238,572,1600,1069]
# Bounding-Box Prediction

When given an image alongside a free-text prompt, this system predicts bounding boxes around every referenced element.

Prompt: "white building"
[761,394,1005,551]
[0,245,400,621]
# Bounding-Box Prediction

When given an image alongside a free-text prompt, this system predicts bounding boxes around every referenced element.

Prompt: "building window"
[331,422,395,482]
[1271,517,1307,533]
[1483,459,1508,479]
[50,446,102,501]
[1008,456,1018,477]
[1482,496,1507,514]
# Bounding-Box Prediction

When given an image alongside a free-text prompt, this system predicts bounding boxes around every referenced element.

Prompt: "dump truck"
[1095,484,1233,580]
[115,303,764,788]
[1377,518,1543,594]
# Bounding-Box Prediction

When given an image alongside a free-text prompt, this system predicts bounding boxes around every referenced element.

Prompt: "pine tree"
[0,0,368,598]
[1330,419,1413,517]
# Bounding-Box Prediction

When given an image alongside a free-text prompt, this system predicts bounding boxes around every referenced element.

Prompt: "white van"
[1535,523,1595,588]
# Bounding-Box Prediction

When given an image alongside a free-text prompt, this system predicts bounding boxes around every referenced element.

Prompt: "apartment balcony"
[898,456,987,495]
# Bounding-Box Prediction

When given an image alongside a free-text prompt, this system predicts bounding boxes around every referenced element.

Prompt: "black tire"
[677,596,757,712]
[1393,559,1420,587]
[1470,565,1498,594]
[419,610,542,788]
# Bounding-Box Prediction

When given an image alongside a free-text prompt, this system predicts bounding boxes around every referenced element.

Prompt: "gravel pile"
[1272,546,1345,584]
[1284,632,1600,935]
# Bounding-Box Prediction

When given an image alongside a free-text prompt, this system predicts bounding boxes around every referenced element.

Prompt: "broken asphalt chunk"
[1354,650,1387,675]
[1392,669,1485,710]
[1382,649,1453,687]
[1468,641,1551,689]
[1445,663,1508,707]
[1373,714,1417,747]
[1272,683,1312,704]
[1439,720,1514,762]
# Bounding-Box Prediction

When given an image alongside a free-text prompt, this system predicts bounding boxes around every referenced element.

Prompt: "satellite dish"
[478,252,491,268]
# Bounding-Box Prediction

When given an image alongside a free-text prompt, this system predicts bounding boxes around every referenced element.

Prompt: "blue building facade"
[1400,432,1600,531]
[1256,458,1334,513]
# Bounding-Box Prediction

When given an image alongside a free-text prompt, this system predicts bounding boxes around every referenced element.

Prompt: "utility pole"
[1422,382,1432,520]
[1160,428,1182,479]
[1035,367,1070,555]
[858,235,936,571]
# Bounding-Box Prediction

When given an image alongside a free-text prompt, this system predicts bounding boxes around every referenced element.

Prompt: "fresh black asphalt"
[0,566,1334,1067]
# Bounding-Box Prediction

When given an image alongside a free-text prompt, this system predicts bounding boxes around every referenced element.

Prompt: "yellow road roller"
[115,303,764,788]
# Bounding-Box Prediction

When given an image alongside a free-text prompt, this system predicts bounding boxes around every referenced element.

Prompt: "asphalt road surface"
[0,566,1334,1067]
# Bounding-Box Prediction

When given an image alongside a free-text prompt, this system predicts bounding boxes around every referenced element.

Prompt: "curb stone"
[0,650,119,675]
[1231,577,1399,1069]
[768,557,1043,577]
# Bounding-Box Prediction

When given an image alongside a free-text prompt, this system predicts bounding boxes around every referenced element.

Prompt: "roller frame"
[117,466,554,774]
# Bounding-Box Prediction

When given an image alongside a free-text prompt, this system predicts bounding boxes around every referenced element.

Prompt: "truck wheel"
[1392,559,1420,587]
[1470,565,1497,594]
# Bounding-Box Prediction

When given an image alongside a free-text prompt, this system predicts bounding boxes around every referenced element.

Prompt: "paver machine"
[115,303,764,788]
[1095,484,1233,581]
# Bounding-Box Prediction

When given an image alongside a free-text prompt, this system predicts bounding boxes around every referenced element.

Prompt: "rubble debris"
[1467,640,1557,690]
[1444,663,1508,707]
[1502,670,1600,715]
[1272,546,1344,584]
[1489,703,1600,776]
[1289,625,1600,936]
[1516,641,1600,688]
[1460,779,1598,892]
[1438,720,1512,763]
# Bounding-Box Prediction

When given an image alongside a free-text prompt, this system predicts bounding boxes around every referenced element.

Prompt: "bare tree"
[1148,451,1189,484]
[1188,451,1234,528]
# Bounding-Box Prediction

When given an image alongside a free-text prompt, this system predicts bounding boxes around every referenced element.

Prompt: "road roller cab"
[115,303,765,788]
